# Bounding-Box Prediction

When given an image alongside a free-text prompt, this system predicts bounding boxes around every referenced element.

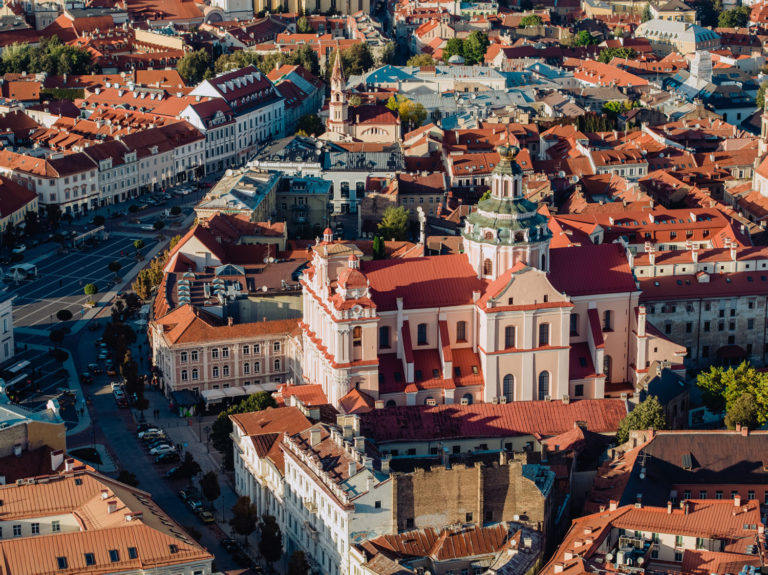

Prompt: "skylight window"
[57,557,68,570]
[109,550,120,563]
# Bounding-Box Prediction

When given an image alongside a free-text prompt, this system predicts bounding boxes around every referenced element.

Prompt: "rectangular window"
[675,535,683,547]
[52,521,60,533]
[180,351,188,363]
[243,363,250,374]
[379,326,390,348]
[223,365,230,377]
[128,548,138,559]
[505,325,515,348]
[716,490,723,499]
[570,313,579,336]
[222,347,229,358]
[31,523,39,534]
[243,345,250,355]
[57,557,68,570]
[254,362,260,373]
[675,551,683,562]
[191,350,198,361]
[748,318,755,330]
[212,348,219,359]
[109,549,120,562]
[699,490,707,499]
[212,366,219,378]
[13,525,21,537]
[273,341,281,352]
[748,490,755,500]
[574,384,584,397]
[85,553,95,566]
[274,359,280,371]
[254,344,261,354]
[696,537,705,549]
[417,323,428,345]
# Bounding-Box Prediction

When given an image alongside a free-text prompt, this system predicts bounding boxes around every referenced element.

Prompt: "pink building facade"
[301,146,686,408]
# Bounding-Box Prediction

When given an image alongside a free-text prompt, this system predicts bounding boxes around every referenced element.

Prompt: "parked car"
[221,539,237,552]
[136,423,153,433]
[155,452,180,464]
[198,510,215,524]
[110,382,123,392]
[178,489,190,501]
[98,351,109,360]
[12,245,26,254]
[187,499,203,512]
[150,444,176,456]
[145,439,170,451]
[137,428,162,438]
[87,363,103,374]
[80,372,93,385]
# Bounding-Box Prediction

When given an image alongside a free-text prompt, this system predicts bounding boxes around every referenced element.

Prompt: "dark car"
[80,372,94,385]
[221,539,237,552]
[87,363,103,374]
[155,452,180,464]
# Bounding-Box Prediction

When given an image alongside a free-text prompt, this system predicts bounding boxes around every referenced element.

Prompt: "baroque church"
[300,146,686,408]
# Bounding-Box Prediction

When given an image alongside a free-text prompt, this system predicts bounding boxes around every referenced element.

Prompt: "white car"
[138,428,162,438]
[150,445,176,456]
[12,245,26,254]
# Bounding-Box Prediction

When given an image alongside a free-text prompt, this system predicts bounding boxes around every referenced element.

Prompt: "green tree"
[259,514,283,566]
[108,260,122,279]
[1,38,94,75]
[616,396,667,444]
[520,14,543,27]
[49,328,65,348]
[696,362,768,423]
[211,392,277,469]
[378,41,396,65]
[83,283,98,297]
[372,235,384,259]
[177,452,202,479]
[757,83,767,110]
[296,113,325,136]
[121,349,141,398]
[641,3,652,22]
[603,101,627,115]
[724,393,760,430]
[200,470,221,503]
[230,496,259,539]
[296,15,313,33]
[378,205,409,241]
[177,49,212,85]
[442,37,465,62]
[288,550,310,575]
[718,5,749,27]
[23,211,39,236]
[407,53,436,66]
[386,94,426,131]
[575,30,598,46]
[464,31,489,64]
[56,309,72,322]
[598,47,637,63]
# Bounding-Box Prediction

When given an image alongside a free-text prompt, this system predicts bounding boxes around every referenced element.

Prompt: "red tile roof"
[276,383,329,407]
[230,406,311,437]
[338,388,376,414]
[680,549,762,575]
[359,399,627,443]
[361,254,487,311]
[548,244,637,297]
[0,174,37,218]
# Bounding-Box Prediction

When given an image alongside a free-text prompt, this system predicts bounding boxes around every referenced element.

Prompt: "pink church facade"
[300,146,686,409]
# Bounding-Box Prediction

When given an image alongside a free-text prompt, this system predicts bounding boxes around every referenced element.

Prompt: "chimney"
[554,563,564,574]
[125,511,143,521]
[50,449,64,471]
[107,500,118,514]
[347,461,357,477]
[734,494,742,507]
[741,426,749,437]
[682,500,690,515]
[64,458,75,472]
[227,316,234,326]
[667,501,673,514]
[609,500,618,511]
[101,489,109,500]
[354,436,365,452]
[381,454,391,473]
[309,428,321,447]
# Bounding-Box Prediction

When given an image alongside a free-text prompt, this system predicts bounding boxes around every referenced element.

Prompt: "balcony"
[303,498,317,513]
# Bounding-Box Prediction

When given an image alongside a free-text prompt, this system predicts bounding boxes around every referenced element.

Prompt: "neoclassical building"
[300,146,686,408]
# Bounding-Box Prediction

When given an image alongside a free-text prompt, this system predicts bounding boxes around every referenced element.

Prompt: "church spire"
[328,49,349,135]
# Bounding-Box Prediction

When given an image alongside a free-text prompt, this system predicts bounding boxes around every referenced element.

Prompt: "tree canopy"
[696,362,768,424]
[296,113,325,137]
[718,5,749,28]
[200,470,221,502]
[575,30,598,46]
[177,49,212,85]
[407,54,436,67]
[616,396,667,444]
[259,515,283,565]
[288,551,310,575]
[758,83,768,110]
[296,16,313,33]
[326,44,374,78]
[1,38,95,75]
[520,14,543,27]
[385,94,427,131]
[724,393,760,430]
[597,47,637,63]
[442,32,489,65]
[230,497,259,538]
[378,206,409,241]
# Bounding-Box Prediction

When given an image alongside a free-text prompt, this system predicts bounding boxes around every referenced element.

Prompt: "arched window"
[191,369,198,380]
[503,180,510,197]
[417,323,428,345]
[462,393,473,404]
[538,323,550,347]
[603,310,613,331]
[212,366,219,378]
[538,371,550,400]
[385,400,397,407]
[353,326,362,347]
[604,355,612,383]
[274,359,281,371]
[379,326,390,348]
[181,370,188,381]
[513,179,519,197]
[456,321,467,342]
[505,325,515,348]
[541,254,546,270]
[483,259,493,276]
[503,374,514,401]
